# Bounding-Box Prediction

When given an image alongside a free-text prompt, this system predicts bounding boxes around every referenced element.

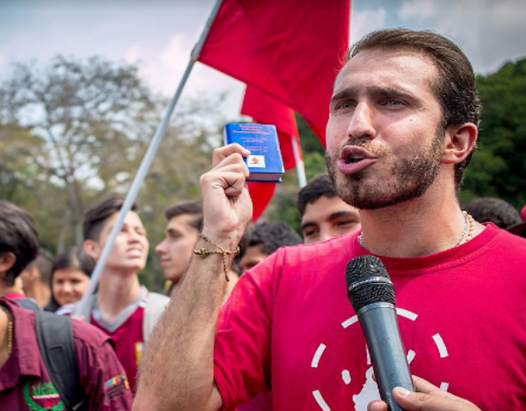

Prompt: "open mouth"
[345,155,365,164]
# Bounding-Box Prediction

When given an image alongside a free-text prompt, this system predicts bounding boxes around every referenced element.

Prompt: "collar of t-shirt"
[91,285,148,332]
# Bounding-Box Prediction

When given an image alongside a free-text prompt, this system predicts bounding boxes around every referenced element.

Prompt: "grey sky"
[1,0,525,117]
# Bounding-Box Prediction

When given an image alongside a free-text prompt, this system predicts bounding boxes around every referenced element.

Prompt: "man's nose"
[347,102,376,140]
[318,228,333,243]
[155,241,166,255]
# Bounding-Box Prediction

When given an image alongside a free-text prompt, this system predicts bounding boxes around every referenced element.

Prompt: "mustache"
[339,138,387,157]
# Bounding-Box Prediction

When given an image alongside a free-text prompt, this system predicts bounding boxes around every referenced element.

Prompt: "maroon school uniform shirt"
[0,298,132,410]
[59,286,151,393]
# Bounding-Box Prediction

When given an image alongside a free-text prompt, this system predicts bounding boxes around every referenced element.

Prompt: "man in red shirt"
[0,200,132,410]
[61,197,169,392]
[134,29,526,411]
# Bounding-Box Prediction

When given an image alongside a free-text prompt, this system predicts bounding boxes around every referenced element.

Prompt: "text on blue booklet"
[223,123,285,183]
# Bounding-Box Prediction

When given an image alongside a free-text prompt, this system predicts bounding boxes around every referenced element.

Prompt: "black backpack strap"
[16,298,41,311]
[35,310,88,411]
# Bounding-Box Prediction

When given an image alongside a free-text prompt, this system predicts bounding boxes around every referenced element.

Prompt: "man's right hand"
[200,143,252,247]
[367,376,481,411]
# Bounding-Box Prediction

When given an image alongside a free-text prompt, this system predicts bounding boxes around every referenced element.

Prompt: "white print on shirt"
[310,308,450,411]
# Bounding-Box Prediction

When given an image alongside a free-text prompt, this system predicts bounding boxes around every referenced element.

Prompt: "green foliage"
[461,58,526,209]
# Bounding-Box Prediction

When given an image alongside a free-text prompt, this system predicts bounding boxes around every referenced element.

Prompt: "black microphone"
[346,255,414,411]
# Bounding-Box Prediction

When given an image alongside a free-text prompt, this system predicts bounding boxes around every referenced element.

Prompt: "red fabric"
[200,0,350,220]
[199,0,351,147]
[247,181,276,221]
[3,292,26,300]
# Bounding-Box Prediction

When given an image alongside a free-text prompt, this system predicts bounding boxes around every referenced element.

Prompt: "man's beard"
[326,127,444,210]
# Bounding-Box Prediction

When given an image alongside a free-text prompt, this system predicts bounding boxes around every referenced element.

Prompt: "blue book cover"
[223,123,285,183]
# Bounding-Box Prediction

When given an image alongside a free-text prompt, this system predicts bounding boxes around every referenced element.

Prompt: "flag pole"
[74,0,225,317]
[291,136,307,188]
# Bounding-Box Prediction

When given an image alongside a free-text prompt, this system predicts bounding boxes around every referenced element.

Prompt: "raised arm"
[133,144,252,411]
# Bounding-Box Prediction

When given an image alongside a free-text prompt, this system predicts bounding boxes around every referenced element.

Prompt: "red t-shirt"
[0,298,132,410]
[214,224,526,410]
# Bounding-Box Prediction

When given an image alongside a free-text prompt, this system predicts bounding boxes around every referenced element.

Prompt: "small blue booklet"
[223,123,285,183]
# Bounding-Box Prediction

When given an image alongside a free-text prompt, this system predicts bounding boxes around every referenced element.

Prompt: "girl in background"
[46,246,94,312]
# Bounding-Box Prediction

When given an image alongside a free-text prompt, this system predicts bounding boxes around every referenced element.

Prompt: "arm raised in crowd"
[133,144,252,411]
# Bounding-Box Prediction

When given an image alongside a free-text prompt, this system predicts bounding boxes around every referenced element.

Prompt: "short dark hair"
[347,28,481,190]
[297,174,338,218]
[83,196,138,241]
[164,200,203,231]
[0,201,39,286]
[463,197,522,229]
[249,221,302,256]
[52,246,96,277]
[26,248,54,284]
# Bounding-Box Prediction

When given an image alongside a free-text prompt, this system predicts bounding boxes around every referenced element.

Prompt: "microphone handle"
[358,302,414,411]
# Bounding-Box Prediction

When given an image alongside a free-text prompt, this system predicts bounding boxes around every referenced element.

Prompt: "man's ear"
[441,123,478,165]
[0,252,16,274]
[83,240,101,261]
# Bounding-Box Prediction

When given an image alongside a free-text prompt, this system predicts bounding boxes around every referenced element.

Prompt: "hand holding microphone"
[367,376,482,411]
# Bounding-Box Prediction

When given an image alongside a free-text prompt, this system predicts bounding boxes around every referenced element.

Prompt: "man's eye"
[337,220,354,226]
[336,101,354,110]
[383,98,405,107]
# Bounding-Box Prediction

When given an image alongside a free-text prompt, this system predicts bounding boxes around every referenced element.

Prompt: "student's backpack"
[17,299,88,411]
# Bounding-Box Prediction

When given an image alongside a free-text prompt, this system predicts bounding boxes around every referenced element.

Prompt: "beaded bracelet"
[193,233,240,282]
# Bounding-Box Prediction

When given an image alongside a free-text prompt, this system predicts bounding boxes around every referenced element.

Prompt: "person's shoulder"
[55,303,74,316]
[276,229,357,259]
[489,223,526,248]
[71,317,111,348]
[147,291,170,303]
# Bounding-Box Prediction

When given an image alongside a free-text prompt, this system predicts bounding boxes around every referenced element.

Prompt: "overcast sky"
[1,0,525,118]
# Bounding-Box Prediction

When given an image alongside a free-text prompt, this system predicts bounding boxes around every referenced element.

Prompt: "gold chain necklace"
[358,212,475,250]
[0,306,13,355]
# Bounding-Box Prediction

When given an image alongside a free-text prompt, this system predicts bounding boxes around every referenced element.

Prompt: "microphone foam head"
[346,255,395,312]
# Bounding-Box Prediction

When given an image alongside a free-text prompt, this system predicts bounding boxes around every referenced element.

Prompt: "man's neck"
[96,269,143,324]
[358,189,484,258]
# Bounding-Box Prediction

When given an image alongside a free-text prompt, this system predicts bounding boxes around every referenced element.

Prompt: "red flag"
[247,181,276,221]
[199,0,351,147]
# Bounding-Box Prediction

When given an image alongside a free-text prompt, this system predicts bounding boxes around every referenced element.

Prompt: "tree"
[461,58,526,209]
[0,55,161,247]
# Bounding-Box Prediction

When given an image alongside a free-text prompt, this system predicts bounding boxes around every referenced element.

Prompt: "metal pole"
[74,0,225,317]
[292,136,307,188]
